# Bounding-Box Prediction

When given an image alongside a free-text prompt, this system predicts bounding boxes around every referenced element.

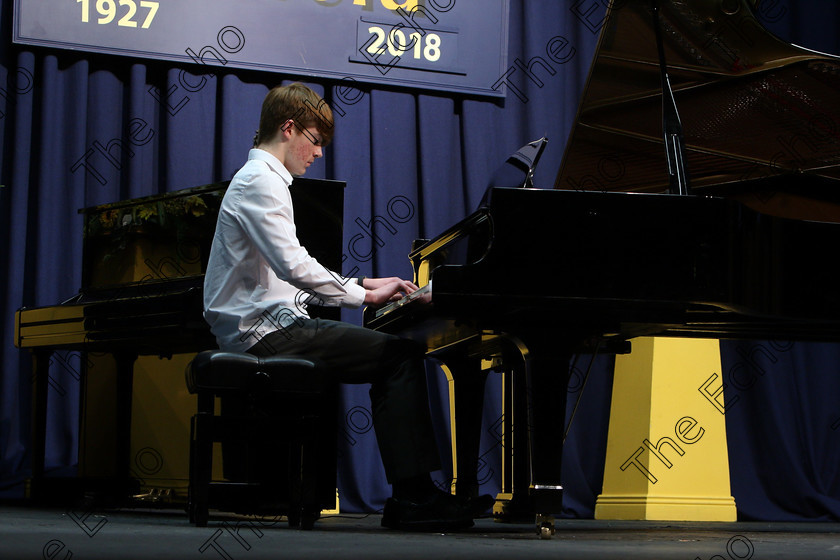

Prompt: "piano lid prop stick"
[651,0,691,196]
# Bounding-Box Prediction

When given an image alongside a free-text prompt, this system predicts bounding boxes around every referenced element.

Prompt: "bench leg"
[189,413,212,527]
[288,412,321,530]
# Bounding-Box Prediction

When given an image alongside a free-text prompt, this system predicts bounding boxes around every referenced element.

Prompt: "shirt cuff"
[344,280,366,309]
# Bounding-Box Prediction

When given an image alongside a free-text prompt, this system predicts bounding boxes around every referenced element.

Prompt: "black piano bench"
[185,350,337,529]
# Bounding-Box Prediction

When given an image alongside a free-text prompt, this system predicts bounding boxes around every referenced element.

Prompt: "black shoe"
[461,493,495,518]
[381,491,474,532]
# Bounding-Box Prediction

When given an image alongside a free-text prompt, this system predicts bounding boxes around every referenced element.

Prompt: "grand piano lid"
[554,0,840,220]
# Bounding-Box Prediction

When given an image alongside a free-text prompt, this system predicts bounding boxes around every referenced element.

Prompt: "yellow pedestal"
[595,337,736,521]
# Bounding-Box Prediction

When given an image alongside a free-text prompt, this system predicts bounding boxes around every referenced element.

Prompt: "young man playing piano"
[203,82,477,531]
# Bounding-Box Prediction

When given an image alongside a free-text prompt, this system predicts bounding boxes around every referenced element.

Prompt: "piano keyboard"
[373,281,432,319]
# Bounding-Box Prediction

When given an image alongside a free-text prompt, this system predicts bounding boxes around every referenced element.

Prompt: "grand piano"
[364,0,840,533]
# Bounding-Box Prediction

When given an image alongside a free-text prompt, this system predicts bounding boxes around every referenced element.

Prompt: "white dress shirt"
[203,149,365,352]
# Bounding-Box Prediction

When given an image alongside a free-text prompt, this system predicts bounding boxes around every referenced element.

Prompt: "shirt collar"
[248,148,293,186]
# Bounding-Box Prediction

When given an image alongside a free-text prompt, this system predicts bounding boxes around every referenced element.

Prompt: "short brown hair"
[253,82,334,147]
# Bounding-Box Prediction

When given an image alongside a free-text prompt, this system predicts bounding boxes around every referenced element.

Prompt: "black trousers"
[244,318,441,483]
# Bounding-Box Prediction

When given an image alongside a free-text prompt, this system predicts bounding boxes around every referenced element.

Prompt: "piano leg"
[493,337,533,520]
[23,347,141,504]
[436,333,571,536]
[523,339,571,538]
[437,352,488,502]
[27,349,53,500]
[494,334,570,537]
[114,352,138,496]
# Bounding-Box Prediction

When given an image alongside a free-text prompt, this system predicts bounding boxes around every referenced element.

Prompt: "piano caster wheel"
[536,514,555,540]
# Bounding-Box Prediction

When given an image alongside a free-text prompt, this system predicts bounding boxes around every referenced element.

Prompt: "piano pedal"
[131,487,173,503]
[536,513,555,539]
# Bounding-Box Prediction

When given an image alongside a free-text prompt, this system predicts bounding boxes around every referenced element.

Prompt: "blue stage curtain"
[721,340,840,520]
[2,0,839,520]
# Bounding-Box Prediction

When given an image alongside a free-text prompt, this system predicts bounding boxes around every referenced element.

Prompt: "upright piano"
[14,178,345,501]
[364,0,840,531]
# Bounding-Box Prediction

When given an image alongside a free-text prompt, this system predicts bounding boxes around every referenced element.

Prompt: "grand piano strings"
[498,0,785,110]
[736,72,840,189]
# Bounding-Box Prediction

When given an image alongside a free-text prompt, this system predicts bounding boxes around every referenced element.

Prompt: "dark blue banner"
[13,0,510,97]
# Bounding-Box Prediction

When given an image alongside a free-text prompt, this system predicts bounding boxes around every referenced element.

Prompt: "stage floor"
[2,504,839,560]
